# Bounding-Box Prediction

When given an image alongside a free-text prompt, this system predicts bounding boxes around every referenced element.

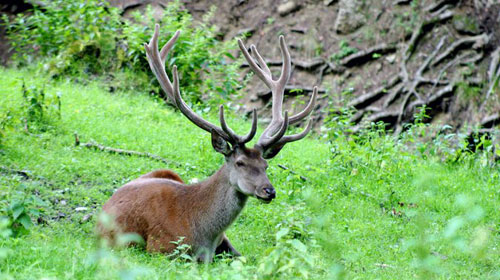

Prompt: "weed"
[0,183,48,237]
[21,82,61,132]
[330,40,358,63]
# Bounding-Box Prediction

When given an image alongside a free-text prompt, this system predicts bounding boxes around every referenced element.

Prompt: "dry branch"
[74,133,182,168]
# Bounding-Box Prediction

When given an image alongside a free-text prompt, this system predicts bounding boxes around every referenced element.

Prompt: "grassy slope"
[0,67,499,279]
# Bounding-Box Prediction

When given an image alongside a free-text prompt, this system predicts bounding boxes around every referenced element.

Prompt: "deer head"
[144,24,317,202]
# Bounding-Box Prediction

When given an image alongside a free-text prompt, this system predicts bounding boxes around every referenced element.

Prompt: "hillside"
[2,1,500,135]
[105,0,500,135]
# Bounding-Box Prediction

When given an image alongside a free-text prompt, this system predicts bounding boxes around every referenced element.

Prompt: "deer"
[99,24,317,262]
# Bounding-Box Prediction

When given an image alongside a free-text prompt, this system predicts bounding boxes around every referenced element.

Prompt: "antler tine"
[259,36,291,137]
[250,45,272,78]
[276,35,291,98]
[160,30,180,65]
[171,66,229,141]
[219,106,258,145]
[241,108,258,143]
[146,25,258,146]
[144,24,177,101]
[289,86,317,125]
[258,111,289,149]
[238,39,273,89]
[278,118,313,146]
[240,34,314,156]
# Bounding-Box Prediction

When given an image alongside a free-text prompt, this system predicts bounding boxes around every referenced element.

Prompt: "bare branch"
[75,133,182,168]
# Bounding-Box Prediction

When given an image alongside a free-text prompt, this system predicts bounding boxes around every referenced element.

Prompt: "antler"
[144,24,257,146]
[238,36,317,157]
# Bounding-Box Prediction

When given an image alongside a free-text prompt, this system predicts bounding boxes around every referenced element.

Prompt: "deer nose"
[264,187,276,199]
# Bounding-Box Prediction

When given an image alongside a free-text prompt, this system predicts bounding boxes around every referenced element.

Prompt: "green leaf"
[276,227,289,241]
[290,239,307,253]
[17,214,33,230]
[11,204,24,220]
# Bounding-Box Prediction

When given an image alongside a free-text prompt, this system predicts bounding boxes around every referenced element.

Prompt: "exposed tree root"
[257,85,326,97]
[479,47,500,112]
[348,76,401,109]
[431,33,488,67]
[238,2,497,136]
[404,9,454,60]
[340,43,397,67]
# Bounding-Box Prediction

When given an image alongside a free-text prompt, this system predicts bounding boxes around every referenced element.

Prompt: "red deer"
[99,24,317,262]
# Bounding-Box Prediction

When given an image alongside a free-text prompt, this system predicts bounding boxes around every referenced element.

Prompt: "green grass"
[0,67,499,279]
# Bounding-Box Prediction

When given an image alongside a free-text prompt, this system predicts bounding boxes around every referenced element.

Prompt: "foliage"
[258,206,317,278]
[2,0,121,75]
[0,68,499,279]
[3,0,243,106]
[0,182,48,237]
[121,3,243,106]
[330,40,358,62]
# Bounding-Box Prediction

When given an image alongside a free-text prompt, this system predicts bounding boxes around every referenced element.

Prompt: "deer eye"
[236,161,245,167]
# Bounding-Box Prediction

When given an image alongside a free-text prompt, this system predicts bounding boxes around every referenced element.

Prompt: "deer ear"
[211,130,232,156]
[262,144,285,159]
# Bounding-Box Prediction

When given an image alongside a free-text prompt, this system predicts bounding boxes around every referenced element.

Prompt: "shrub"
[3,0,243,106]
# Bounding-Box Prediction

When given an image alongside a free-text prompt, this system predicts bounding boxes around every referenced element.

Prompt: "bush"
[3,0,243,106]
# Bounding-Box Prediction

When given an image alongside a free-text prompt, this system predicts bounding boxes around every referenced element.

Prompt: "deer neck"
[191,164,248,243]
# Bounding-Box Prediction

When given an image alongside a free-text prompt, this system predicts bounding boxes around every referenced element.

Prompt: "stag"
[100,24,317,262]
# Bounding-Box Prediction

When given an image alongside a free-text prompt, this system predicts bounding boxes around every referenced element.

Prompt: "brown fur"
[101,169,193,252]
[99,147,273,262]
[139,169,184,183]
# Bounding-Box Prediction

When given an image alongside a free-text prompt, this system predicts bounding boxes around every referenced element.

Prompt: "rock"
[75,207,88,212]
[278,1,301,17]
[452,15,480,35]
[81,214,92,223]
[385,54,396,64]
[335,0,366,34]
